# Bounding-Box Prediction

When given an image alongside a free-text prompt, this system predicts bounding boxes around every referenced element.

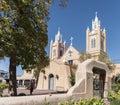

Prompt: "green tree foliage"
[33,69,40,86]
[69,64,77,86]
[110,99,120,105]
[98,53,115,71]
[108,74,120,105]
[112,73,120,84]
[112,83,120,92]
[0,0,67,96]
[33,68,46,87]
[0,83,8,97]
[0,83,8,92]
[79,51,115,71]
[0,0,50,96]
[108,91,120,105]
[70,74,75,86]
[58,98,105,105]
[115,73,120,83]
[114,73,120,84]
[79,51,91,62]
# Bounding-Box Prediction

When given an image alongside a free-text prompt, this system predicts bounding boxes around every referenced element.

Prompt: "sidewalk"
[2,88,57,96]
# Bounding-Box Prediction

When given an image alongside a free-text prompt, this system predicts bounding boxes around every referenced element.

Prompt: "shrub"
[70,74,75,86]
[58,97,105,105]
[87,97,105,105]
[108,83,120,104]
[108,91,120,105]
[110,99,120,105]
[107,82,120,105]
[25,84,30,89]
[45,102,50,105]
[0,83,8,92]
[0,83,8,97]
[112,83,120,92]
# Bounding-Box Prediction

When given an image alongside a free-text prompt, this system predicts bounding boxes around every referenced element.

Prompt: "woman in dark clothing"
[30,81,34,95]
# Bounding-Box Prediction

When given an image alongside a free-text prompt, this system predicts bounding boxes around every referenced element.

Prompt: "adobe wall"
[37,60,71,91]
[0,94,71,105]
[68,59,111,100]
[0,59,111,105]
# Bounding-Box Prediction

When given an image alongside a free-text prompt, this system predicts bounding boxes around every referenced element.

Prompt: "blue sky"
[0,0,120,75]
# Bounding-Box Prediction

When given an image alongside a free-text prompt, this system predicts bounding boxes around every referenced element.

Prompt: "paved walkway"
[104,98,110,105]
[2,88,57,96]
[2,88,110,105]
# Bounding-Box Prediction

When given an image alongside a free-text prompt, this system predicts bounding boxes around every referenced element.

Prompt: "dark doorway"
[93,67,106,98]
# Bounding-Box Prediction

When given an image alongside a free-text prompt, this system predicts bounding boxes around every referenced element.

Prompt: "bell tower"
[86,12,106,58]
[50,28,66,60]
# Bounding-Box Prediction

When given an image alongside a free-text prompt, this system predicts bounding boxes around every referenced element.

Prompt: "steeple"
[103,28,106,32]
[87,26,90,31]
[86,13,106,59]
[50,28,66,59]
[95,12,98,22]
[92,12,101,30]
[55,27,62,42]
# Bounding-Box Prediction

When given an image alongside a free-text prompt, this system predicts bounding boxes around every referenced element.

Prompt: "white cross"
[68,49,73,56]
[95,12,98,17]
[58,27,60,32]
[70,37,73,45]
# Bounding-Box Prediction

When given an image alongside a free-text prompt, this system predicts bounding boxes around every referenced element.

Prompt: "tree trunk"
[9,56,17,96]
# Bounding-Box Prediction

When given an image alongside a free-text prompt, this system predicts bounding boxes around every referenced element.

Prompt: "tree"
[79,51,91,62]
[69,64,78,86]
[79,51,115,71]
[0,0,49,96]
[98,53,115,71]
[111,73,120,84]
[0,0,67,96]
[115,73,120,83]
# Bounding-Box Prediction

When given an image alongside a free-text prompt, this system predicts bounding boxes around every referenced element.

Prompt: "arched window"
[60,48,63,57]
[91,37,96,49]
[91,39,93,48]
[52,49,56,58]
[48,74,54,90]
[101,38,104,50]
[93,38,96,48]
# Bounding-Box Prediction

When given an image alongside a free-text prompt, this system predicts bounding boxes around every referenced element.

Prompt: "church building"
[17,13,120,91]
[37,28,80,91]
[36,13,111,91]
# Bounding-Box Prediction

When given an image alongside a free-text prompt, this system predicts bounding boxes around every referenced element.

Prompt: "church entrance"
[93,67,106,98]
[48,74,54,90]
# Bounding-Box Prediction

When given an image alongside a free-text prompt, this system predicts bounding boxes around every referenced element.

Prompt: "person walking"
[30,80,34,95]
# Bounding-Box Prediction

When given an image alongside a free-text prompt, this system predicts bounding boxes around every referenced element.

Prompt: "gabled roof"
[60,45,80,62]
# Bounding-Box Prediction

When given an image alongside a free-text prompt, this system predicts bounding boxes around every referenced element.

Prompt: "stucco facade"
[18,13,119,94]
[68,59,111,99]
[37,13,109,91]
[0,59,111,105]
[37,45,80,91]
[111,64,120,76]
[17,69,36,87]
[37,61,71,91]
